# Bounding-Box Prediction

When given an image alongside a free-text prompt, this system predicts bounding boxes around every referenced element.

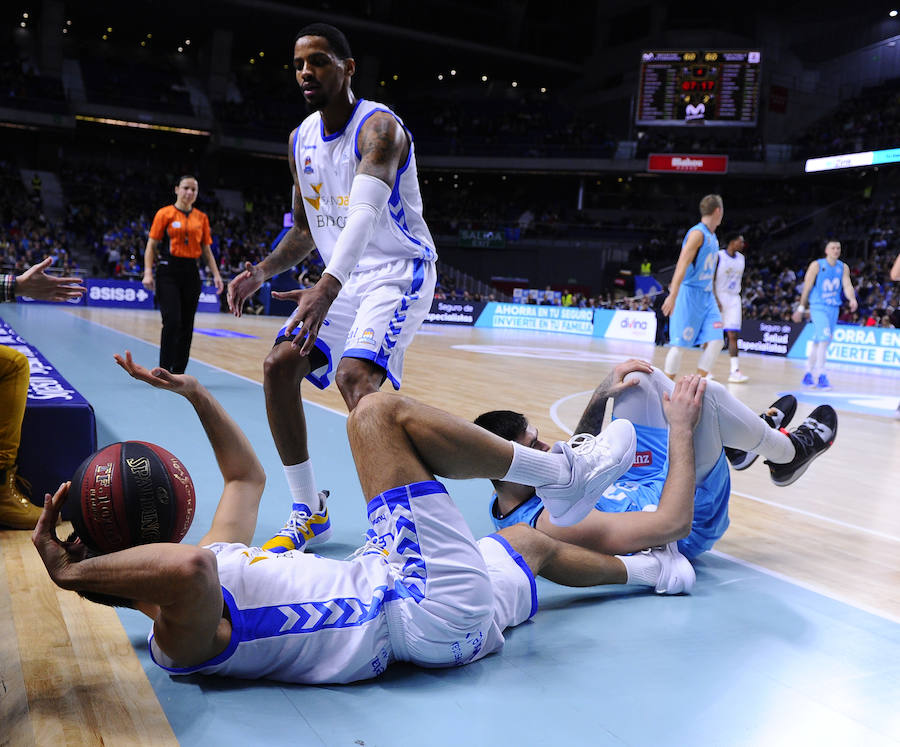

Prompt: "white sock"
[756,426,796,464]
[502,441,571,487]
[730,356,739,373]
[815,341,828,375]
[617,552,661,586]
[697,341,720,373]
[284,460,321,511]
[664,346,683,376]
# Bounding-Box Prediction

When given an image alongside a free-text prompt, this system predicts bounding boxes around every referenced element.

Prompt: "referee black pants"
[156,263,201,374]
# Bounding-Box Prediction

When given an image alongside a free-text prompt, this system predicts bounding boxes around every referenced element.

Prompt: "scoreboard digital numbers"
[636,50,761,127]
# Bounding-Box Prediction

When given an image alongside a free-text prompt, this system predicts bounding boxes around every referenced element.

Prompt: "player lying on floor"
[32,353,703,686]
[475,359,836,559]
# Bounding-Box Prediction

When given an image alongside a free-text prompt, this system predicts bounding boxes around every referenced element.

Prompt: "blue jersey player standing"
[662,194,725,380]
[792,240,858,390]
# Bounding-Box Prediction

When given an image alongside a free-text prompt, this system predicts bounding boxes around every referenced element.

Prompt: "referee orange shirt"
[149,205,212,259]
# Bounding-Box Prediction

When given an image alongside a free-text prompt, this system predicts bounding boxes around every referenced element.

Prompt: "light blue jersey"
[488,423,731,559]
[810,258,844,307]
[809,258,845,342]
[668,222,723,348]
[681,222,719,292]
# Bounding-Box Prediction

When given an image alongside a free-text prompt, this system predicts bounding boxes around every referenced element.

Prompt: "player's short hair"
[699,194,723,215]
[176,174,197,186]
[824,239,841,249]
[294,23,353,59]
[725,233,743,246]
[474,410,528,441]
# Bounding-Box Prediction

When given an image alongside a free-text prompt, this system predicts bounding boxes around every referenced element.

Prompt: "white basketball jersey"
[715,250,745,296]
[149,542,396,684]
[292,99,437,273]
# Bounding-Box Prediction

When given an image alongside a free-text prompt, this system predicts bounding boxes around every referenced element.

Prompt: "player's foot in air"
[725,394,797,471]
[262,490,332,552]
[766,405,837,486]
[537,420,637,527]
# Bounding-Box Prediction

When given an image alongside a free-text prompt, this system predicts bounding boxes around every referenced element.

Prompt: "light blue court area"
[5,304,900,746]
[784,389,900,418]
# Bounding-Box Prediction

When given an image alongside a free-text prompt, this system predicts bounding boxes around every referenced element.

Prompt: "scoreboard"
[636,50,761,127]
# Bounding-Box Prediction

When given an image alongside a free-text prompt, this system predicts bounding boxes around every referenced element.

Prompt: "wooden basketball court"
[2,304,899,745]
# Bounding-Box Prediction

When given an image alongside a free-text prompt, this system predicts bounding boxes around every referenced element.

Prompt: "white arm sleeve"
[322,173,392,287]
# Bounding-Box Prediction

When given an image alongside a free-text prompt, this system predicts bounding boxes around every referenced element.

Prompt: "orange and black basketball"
[68,441,195,554]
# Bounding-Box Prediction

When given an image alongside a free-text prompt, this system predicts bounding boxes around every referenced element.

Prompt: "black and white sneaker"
[765,405,837,486]
[724,394,798,471]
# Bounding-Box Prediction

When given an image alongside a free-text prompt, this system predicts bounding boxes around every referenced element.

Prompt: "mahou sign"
[647,154,729,173]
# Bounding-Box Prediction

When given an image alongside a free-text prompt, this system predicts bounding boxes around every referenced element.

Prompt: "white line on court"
[74,313,349,418]
[549,390,592,435]
[708,549,900,625]
[730,489,900,543]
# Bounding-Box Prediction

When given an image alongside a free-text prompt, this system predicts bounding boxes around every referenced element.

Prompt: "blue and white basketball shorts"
[719,293,742,332]
[669,285,723,348]
[364,480,533,668]
[809,303,839,343]
[276,257,436,390]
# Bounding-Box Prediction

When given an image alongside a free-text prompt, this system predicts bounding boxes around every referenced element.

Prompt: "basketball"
[68,442,196,554]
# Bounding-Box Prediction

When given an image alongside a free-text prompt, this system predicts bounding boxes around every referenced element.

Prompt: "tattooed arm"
[573,359,654,435]
[271,113,409,354]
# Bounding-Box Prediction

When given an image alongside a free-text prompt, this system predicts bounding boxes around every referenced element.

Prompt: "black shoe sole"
[768,410,837,487]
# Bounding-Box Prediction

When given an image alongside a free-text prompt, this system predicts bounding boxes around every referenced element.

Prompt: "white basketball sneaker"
[650,542,696,595]
[536,419,637,527]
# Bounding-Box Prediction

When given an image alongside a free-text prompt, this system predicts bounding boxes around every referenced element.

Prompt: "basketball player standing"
[226,24,437,552]
[713,233,748,382]
[792,240,858,390]
[661,194,725,379]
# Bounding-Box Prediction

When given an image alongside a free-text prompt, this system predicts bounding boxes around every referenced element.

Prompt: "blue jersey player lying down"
[475,359,836,564]
[33,353,706,686]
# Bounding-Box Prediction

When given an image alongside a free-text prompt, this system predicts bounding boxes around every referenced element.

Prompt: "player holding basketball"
[792,240,858,390]
[661,194,725,380]
[31,352,698,685]
[476,359,837,560]
[226,23,437,556]
[713,233,748,383]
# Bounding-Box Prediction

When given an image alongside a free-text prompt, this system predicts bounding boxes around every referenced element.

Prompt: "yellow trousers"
[0,345,29,470]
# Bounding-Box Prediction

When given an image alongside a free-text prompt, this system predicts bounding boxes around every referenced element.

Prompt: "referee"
[142,175,223,373]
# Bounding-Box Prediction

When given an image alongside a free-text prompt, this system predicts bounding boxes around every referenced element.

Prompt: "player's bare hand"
[227,262,264,317]
[662,374,705,432]
[609,358,654,396]
[114,350,198,395]
[791,308,804,323]
[16,257,85,302]
[32,482,89,585]
[661,293,676,316]
[142,272,155,292]
[272,275,341,357]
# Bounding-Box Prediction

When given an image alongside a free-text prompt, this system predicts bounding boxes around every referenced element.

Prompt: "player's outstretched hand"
[272,275,340,357]
[662,374,705,432]
[114,350,198,395]
[16,257,85,302]
[226,261,264,317]
[32,482,89,584]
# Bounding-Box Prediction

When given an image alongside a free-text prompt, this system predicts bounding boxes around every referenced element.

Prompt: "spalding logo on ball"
[69,442,196,554]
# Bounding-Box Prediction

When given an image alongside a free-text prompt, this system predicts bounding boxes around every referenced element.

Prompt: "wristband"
[796,305,805,313]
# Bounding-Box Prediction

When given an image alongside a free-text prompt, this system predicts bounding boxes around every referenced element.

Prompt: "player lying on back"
[476,359,836,560]
[32,353,704,686]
